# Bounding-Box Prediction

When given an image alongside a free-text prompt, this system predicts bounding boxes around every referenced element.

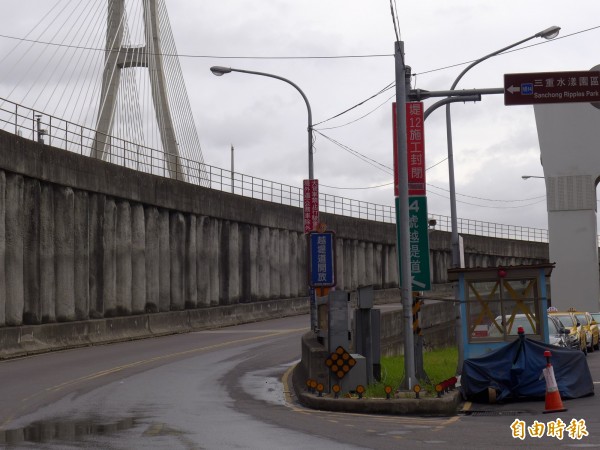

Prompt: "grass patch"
[366,346,458,398]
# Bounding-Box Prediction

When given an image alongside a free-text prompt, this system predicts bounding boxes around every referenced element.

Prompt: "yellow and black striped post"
[413,292,430,382]
[412,292,422,336]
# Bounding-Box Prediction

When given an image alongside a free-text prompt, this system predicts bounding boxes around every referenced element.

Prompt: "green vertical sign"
[395,195,431,291]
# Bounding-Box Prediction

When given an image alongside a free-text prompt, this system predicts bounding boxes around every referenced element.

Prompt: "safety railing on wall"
[428,214,548,243]
[0,97,552,243]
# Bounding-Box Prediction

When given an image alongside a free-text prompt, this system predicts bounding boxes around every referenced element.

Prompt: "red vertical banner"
[406,101,426,196]
[303,179,319,234]
[392,102,426,197]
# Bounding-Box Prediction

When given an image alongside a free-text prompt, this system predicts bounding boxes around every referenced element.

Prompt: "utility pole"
[231,144,234,194]
[394,40,416,389]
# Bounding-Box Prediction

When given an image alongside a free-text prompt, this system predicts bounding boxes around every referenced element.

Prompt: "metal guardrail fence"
[0,97,550,243]
[428,214,548,243]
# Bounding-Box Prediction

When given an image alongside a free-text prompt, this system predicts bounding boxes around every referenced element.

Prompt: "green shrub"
[366,346,458,398]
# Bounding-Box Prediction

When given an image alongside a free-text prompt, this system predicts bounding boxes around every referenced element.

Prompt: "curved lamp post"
[210,66,314,180]
[522,175,545,180]
[446,25,560,268]
[445,26,560,372]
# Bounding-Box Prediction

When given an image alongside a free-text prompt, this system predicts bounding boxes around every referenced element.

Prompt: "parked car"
[588,312,600,348]
[487,314,571,349]
[547,315,575,349]
[570,310,600,352]
[488,314,538,338]
[548,311,587,354]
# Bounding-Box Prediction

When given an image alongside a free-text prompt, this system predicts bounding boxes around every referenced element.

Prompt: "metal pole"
[423,95,482,121]
[394,40,415,389]
[445,30,556,374]
[226,68,313,180]
[231,144,234,194]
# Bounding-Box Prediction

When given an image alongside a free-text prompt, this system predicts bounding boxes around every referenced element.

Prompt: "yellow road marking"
[47,328,306,393]
[1,327,306,429]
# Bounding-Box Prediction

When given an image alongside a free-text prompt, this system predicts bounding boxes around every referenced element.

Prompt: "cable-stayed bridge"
[0,0,205,183]
[0,0,549,243]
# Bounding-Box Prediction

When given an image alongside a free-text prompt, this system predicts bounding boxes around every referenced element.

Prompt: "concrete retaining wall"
[0,296,310,359]
[0,129,549,342]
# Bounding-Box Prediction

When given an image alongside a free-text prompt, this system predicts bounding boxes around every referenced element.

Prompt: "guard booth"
[448,264,555,359]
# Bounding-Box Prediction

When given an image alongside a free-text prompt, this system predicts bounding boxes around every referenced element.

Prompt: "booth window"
[467,277,541,342]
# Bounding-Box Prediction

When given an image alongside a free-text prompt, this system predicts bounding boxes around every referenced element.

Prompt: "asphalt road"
[0,313,599,449]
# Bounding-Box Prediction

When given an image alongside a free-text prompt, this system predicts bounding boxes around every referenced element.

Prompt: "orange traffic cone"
[542,350,567,414]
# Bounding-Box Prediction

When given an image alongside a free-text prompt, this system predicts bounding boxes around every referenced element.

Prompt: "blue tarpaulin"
[460,335,594,402]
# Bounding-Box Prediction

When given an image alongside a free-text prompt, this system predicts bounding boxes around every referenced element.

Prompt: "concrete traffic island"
[291,363,462,416]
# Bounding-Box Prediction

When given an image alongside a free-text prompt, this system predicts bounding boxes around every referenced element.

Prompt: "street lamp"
[211,65,320,332]
[210,66,314,180]
[522,175,545,180]
[446,25,559,268]
[445,25,560,371]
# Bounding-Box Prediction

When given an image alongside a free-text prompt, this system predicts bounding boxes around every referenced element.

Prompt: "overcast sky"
[2,0,600,232]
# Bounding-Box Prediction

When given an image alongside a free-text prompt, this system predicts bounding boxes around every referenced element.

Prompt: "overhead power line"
[314,25,600,127]
[317,132,548,206]
[0,33,392,59]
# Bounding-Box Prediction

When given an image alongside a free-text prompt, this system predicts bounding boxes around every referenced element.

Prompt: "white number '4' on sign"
[409,200,420,212]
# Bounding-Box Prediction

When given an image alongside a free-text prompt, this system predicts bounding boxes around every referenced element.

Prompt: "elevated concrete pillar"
[88,194,102,318]
[220,221,240,304]
[335,238,344,290]
[297,232,307,297]
[534,99,600,311]
[209,219,220,306]
[365,242,374,286]
[5,173,24,326]
[289,231,299,297]
[258,227,270,300]
[116,201,132,315]
[270,229,280,298]
[55,186,75,321]
[74,191,90,320]
[131,203,146,314]
[196,216,210,307]
[374,243,383,288]
[23,178,41,324]
[144,206,159,312]
[103,198,117,316]
[389,245,399,286]
[343,239,352,291]
[0,171,5,327]
[158,209,170,312]
[170,212,185,310]
[280,230,290,298]
[185,215,198,308]
[351,240,359,291]
[382,244,390,288]
[240,223,257,303]
[249,225,259,301]
[357,241,366,287]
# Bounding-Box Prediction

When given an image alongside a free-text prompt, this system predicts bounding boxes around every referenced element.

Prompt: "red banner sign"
[406,101,426,196]
[392,102,426,196]
[303,179,319,233]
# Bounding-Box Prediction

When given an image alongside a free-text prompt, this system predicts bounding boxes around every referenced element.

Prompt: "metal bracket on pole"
[409,87,503,101]
[424,95,481,121]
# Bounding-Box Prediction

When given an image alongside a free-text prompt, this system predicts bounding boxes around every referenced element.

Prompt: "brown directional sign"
[504,70,600,106]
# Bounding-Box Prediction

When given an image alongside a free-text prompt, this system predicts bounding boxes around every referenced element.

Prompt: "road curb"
[291,363,462,416]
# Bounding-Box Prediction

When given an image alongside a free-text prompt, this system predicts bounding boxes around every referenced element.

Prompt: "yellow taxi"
[548,310,587,354]
[570,310,600,352]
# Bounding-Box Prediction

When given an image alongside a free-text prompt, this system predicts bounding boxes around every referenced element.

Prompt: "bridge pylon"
[93,0,183,181]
